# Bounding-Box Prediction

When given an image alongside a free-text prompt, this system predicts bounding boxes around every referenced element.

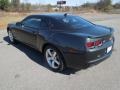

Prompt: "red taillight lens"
[86,42,94,48]
[86,39,102,48]
[95,40,102,46]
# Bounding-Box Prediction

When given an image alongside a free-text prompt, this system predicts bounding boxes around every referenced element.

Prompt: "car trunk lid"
[66,25,113,49]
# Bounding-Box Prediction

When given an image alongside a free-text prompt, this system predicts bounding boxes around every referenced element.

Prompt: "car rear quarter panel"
[49,32,87,53]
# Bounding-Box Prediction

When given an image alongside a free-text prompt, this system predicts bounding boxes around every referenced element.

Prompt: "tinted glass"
[40,19,48,28]
[55,16,93,29]
[23,18,48,29]
[48,18,67,30]
[23,18,41,29]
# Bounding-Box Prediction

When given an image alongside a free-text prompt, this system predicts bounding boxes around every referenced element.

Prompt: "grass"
[0,15,25,30]
[0,12,44,30]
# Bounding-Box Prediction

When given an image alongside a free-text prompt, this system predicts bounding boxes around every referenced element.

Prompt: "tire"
[44,45,65,72]
[8,30,16,44]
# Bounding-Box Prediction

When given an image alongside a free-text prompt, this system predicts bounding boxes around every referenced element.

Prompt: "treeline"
[113,2,120,9]
[0,0,55,12]
[0,0,120,12]
[0,0,31,12]
[81,0,120,11]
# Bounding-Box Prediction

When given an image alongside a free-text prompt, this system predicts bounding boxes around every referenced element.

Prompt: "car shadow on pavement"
[4,36,82,75]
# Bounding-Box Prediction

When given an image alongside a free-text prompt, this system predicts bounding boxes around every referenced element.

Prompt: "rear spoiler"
[109,27,114,34]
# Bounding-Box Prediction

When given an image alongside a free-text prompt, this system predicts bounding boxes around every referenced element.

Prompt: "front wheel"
[44,45,65,72]
[8,30,16,44]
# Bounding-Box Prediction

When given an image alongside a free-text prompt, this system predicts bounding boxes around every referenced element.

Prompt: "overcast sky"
[21,0,120,6]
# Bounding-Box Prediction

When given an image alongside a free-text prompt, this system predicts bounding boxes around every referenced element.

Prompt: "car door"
[36,17,50,51]
[20,18,42,48]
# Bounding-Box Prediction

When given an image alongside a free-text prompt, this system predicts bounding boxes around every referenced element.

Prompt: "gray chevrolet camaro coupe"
[7,13,114,72]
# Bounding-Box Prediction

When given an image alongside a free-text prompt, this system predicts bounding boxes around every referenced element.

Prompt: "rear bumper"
[63,48,113,69]
[87,51,112,67]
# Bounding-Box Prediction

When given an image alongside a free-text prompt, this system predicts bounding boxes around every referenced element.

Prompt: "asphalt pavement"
[0,14,120,90]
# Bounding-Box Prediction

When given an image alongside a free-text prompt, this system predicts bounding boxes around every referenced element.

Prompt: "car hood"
[66,25,111,38]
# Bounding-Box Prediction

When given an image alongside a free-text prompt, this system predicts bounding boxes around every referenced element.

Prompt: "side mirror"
[16,22,22,26]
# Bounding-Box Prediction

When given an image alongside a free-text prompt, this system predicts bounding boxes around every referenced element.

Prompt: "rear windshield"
[55,16,93,29]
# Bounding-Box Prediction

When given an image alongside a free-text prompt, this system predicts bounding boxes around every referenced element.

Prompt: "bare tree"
[11,0,20,11]
[96,0,113,11]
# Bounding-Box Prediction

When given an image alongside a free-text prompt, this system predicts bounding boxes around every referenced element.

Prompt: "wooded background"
[0,0,120,12]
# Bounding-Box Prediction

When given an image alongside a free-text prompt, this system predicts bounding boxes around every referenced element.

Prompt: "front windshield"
[56,16,93,29]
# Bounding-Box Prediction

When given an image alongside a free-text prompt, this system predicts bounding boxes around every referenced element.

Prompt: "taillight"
[86,39,102,49]
[86,42,94,48]
[95,40,102,46]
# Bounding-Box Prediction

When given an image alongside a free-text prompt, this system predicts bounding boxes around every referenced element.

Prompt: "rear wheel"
[44,45,65,72]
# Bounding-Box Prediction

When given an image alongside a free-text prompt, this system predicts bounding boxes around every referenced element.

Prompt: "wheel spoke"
[51,60,56,68]
[47,57,52,61]
[53,52,57,58]
[47,49,52,57]
[54,59,60,65]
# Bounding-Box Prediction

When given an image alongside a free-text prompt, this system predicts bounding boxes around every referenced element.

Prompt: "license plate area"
[107,46,112,53]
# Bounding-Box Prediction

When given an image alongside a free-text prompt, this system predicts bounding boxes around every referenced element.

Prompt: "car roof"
[29,13,73,18]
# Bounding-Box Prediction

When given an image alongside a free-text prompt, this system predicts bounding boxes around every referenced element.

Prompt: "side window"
[23,18,41,29]
[39,18,48,29]
[48,18,65,30]
[47,18,56,29]
[23,18,48,29]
